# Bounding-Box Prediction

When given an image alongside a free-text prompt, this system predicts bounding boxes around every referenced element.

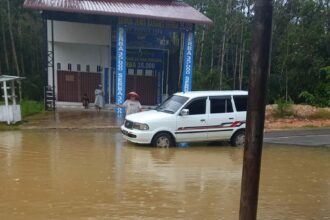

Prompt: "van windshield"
[156,95,189,114]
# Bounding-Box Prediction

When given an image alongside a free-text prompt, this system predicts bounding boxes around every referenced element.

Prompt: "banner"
[116,27,127,114]
[182,31,195,92]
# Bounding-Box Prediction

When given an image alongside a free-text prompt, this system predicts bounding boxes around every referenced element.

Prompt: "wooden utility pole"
[239,0,273,220]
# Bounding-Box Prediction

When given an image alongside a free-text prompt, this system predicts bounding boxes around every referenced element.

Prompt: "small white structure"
[0,75,23,124]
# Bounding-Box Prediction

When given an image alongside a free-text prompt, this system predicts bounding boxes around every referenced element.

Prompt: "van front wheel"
[152,132,174,148]
[230,130,245,147]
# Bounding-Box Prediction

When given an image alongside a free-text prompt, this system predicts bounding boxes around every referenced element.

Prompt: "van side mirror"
[180,109,189,116]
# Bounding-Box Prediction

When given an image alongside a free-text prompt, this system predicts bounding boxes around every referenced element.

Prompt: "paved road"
[264,128,330,146]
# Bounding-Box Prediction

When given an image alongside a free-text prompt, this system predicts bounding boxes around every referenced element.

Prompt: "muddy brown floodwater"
[0,131,329,220]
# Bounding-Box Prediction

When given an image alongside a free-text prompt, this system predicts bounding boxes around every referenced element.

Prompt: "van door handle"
[200,119,206,122]
[229,117,234,120]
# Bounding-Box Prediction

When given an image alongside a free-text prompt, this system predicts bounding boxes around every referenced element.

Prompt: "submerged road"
[264,128,330,146]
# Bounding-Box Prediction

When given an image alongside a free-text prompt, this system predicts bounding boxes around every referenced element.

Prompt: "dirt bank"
[265,104,330,130]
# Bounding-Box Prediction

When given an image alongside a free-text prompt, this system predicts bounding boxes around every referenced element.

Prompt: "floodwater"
[0,131,329,220]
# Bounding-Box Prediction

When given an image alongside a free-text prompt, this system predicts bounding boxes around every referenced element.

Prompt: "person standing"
[94,84,104,112]
[82,93,90,109]
[116,91,142,115]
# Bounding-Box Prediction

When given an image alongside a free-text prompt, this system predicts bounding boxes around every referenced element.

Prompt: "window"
[156,95,188,114]
[128,69,134,75]
[68,63,72,71]
[210,97,233,114]
[234,95,248,112]
[77,64,81,71]
[145,70,153,76]
[185,98,207,115]
[57,63,61,70]
[97,65,102,72]
[86,65,90,72]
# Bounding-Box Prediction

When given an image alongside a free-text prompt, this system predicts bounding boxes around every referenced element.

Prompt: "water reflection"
[0,131,329,220]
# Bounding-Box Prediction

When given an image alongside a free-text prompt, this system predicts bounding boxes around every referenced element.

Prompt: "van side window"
[233,95,247,112]
[210,98,233,114]
[185,98,206,115]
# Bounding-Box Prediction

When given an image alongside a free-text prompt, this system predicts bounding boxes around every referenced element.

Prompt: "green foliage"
[274,97,294,118]
[20,100,44,117]
[298,66,330,107]
[299,91,318,106]
[189,0,330,107]
[0,0,44,100]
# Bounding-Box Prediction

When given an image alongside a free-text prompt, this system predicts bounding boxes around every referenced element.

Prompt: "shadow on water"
[0,130,329,220]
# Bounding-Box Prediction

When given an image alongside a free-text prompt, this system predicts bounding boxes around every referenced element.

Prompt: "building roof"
[0,75,24,83]
[23,0,212,25]
[175,90,248,98]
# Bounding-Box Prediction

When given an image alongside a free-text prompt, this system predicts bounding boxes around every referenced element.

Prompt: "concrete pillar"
[115,26,127,114]
[3,81,10,124]
[11,81,16,105]
[181,30,195,92]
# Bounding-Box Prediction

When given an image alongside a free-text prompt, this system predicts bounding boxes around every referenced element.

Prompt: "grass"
[0,100,44,117]
[302,124,318,128]
[0,122,21,131]
[20,100,44,117]
[308,109,330,120]
[272,98,294,118]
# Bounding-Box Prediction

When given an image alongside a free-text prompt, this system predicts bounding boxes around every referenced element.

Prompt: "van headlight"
[133,122,149,130]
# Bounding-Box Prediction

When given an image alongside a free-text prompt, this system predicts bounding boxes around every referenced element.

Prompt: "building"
[24,0,212,111]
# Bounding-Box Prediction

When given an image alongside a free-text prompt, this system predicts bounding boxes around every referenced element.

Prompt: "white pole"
[3,81,10,124]
[11,80,16,105]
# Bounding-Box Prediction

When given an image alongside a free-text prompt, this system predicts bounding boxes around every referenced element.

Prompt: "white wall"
[47,21,111,99]
[48,21,111,45]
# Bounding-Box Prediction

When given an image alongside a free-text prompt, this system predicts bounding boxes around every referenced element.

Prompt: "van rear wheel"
[230,130,245,147]
[152,132,174,148]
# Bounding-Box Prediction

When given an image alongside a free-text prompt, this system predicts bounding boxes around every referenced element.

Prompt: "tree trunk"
[325,0,330,34]
[210,28,215,73]
[233,44,238,89]
[6,0,20,76]
[219,0,230,90]
[198,26,205,70]
[239,41,245,90]
[239,0,245,90]
[219,33,226,90]
[6,0,22,100]
[1,11,9,73]
[18,18,25,76]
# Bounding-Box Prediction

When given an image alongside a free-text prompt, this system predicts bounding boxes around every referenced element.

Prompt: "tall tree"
[6,0,20,76]
[0,10,9,74]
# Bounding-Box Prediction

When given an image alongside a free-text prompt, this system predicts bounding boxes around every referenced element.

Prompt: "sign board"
[182,31,195,92]
[115,26,127,114]
[118,17,193,32]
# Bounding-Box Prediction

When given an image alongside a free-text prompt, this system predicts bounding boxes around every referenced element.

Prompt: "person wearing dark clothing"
[82,93,90,109]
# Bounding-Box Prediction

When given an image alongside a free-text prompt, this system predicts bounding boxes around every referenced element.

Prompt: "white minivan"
[121,91,248,147]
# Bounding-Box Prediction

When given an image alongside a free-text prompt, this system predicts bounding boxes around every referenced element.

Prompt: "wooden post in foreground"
[239,0,273,220]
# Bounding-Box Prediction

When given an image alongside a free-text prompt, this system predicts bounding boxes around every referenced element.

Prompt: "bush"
[274,97,294,117]
[20,100,44,117]
[298,67,330,107]
[299,90,329,107]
